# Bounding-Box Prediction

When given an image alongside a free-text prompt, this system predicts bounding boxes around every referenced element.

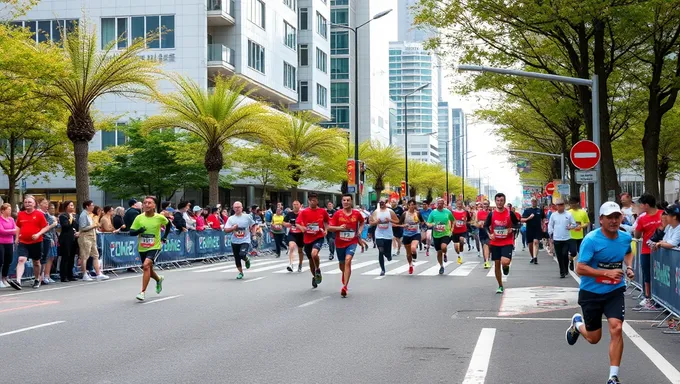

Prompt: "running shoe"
[329,255,334,260]
[244,256,251,269]
[82,274,94,281]
[48,278,56,283]
[96,274,109,281]
[529,258,535,264]
[496,286,504,294]
[484,261,490,269]
[156,276,164,294]
[569,260,574,271]
[32,280,40,289]
[412,253,417,260]
[0,280,4,288]
[457,256,462,265]
[386,254,392,262]
[237,272,244,280]
[639,298,650,307]
[287,265,293,272]
[312,276,318,288]
[298,264,302,273]
[409,264,414,275]
[426,249,429,257]
[136,292,145,301]
[340,285,347,298]
[42,278,50,285]
[380,270,385,276]
[566,313,582,345]
[502,265,510,276]
[607,376,621,384]
[477,252,481,258]
[444,255,448,263]
[315,269,322,284]
[438,266,445,275]
[8,279,21,290]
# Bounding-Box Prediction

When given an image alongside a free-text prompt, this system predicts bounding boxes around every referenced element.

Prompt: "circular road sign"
[570,140,601,170]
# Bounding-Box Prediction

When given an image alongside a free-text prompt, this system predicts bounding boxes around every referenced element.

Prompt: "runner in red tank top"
[484,193,520,294]
[296,193,330,289]
[451,199,470,265]
[327,194,365,298]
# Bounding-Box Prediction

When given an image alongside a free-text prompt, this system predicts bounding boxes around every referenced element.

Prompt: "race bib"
[140,234,155,248]
[434,224,446,233]
[378,223,389,230]
[272,224,283,231]
[406,224,419,232]
[455,220,465,227]
[339,231,355,240]
[234,228,246,239]
[306,223,320,234]
[494,226,508,238]
[595,262,622,285]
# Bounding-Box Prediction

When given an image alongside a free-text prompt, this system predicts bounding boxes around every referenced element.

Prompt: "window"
[316,12,327,38]
[131,16,145,42]
[15,19,78,44]
[160,15,175,49]
[248,40,265,73]
[331,58,349,79]
[299,8,308,30]
[102,15,174,49]
[328,106,350,128]
[299,44,309,66]
[283,0,296,10]
[331,0,349,5]
[331,31,348,55]
[331,8,348,26]
[316,48,327,73]
[284,21,296,50]
[248,0,266,29]
[117,18,128,49]
[101,124,128,149]
[331,83,349,103]
[146,15,160,48]
[316,83,327,107]
[299,81,309,102]
[283,61,296,90]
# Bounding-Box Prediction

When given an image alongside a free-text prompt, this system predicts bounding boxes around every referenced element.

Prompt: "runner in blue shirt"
[419,201,433,256]
[565,202,635,384]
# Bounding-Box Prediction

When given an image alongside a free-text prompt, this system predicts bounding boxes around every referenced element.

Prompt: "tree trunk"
[7,178,16,212]
[660,175,666,201]
[73,140,90,211]
[204,145,224,206]
[262,186,268,208]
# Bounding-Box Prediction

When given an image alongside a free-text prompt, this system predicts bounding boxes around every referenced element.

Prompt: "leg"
[411,241,419,263]
[274,234,282,257]
[528,238,535,258]
[608,318,624,367]
[377,239,386,272]
[483,243,490,263]
[233,244,244,273]
[558,241,570,276]
[288,241,296,265]
[32,259,41,281]
[344,255,353,286]
[141,258,154,293]
[92,241,102,275]
[439,243,447,266]
[44,257,53,281]
[16,256,27,285]
[2,244,13,283]
[494,259,502,287]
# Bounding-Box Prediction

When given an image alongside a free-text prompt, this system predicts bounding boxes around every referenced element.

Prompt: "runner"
[548,198,578,278]
[522,197,544,264]
[296,193,330,288]
[419,201,433,256]
[509,204,522,256]
[471,203,481,257]
[484,193,520,293]
[476,200,492,269]
[270,206,286,258]
[325,201,337,260]
[11,195,50,289]
[129,196,171,301]
[451,199,470,265]
[633,193,662,309]
[370,199,399,276]
[391,199,404,258]
[400,199,423,275]
[327,194,364,297]
[223,201,257,280]
[426,198,455,275]
[568,195,590,272]
[283,200,304,272]
[565,202,634,384]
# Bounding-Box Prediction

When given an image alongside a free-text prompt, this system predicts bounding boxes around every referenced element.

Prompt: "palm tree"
[362,141,404,193]
[145,75,274,205]
[46,22,160,206]
[267,110,345,200]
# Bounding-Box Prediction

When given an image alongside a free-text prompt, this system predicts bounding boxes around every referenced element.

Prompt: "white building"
[451,108,466,177]
[393,133,439,164]
[396,0,435,42]
[437,101,453,173]
[0,0,340,207]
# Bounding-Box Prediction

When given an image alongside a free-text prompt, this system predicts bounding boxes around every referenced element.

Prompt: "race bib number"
[339,231,355,240]
[234,228,246,239]
[378,223,389,230]
[406,224,419,232]
[306,223,320,234]
[434,224,446,233]
[595,262,622,285]
[494,226,508,237]
[272,224,283,231]
[455,220,465,227]
[140,234,155,248]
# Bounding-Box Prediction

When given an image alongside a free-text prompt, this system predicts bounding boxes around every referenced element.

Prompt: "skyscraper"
[397,0,435,42]
[451,108,467,177]
[437,101,453,172]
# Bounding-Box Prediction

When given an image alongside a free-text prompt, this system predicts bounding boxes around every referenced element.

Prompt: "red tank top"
[489,209,514,247]
[452,210,468,234]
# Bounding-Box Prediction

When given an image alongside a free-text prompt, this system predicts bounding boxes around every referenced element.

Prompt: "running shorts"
[392,227,404,238]
[578,287,625,331]
[526,229,542,243]
[139,249,162,264]
[451,233,466,244]
[569,239,583,257]
[287,232,304,248]
[335,243,357,263]
[17,242,42,261]
[433,236,451,251]
[303,237,325,259]
[402,234,421,245]
[490,245,513,261]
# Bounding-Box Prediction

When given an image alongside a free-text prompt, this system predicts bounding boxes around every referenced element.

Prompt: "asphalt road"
[1,241,679,384]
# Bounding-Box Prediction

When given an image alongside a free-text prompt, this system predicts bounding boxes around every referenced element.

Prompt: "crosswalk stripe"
[325,260,378,274]
[273,261,335,274]
[386,260,428,275]
[362,260,398,275]
[486,268,508,281]
[230,261,290,273]
[192,259,282,273]
[449,262,479,276]
[418,261,454,276]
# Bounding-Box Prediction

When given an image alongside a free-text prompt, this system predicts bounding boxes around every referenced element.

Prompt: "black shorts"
[569,239,583,257]
[287,232,304,248]
[139,249,162,264]
[451,233,466,244]
[433,236,451,251]
[490,245,513,261]
[526,229,542,243]
[17,242,42,261]
[402,234,421,245]
[392,228,404,238]
[303,237,325,259]
[578,287,626,331]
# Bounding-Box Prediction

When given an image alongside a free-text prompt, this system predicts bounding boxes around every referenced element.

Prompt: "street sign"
[553,184,570,200]
[608,190,616,202]
[20,179,26,193]
[545,182,555,196]
[570,140,601,170]
[347,186,356,194]
[575,170,597,184]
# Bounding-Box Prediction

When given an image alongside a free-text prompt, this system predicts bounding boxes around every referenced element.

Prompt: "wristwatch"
[626,267,634,271]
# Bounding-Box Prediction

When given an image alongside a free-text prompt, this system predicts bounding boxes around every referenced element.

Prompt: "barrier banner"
[193,230,224,256]
[156,232,187,263]
[101,233,141,269]
[651,248,680,316]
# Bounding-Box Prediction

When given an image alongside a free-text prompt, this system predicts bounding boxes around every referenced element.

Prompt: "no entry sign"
[545,182,555,196]
[570,140,601,170]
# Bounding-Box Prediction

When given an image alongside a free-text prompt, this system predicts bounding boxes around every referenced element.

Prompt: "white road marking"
[462,328,496,384]
[418,261,452,276]
[386,260,428,275]
[362,260,398,275]
[297,296,331,308]
[325,260,378,274]
[0,321,65,338]
[273,261,335,274]
[234,262,291,273]
[449,262,479,276]
[244,276,267,283]
[140,295,183,305]
[196,260,282,273]
[475,316,657,323]
[486,268,508,281]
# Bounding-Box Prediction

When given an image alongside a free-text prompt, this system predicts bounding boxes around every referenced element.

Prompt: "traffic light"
[400,181,406,197]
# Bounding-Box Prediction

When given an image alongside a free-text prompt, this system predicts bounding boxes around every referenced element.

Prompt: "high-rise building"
[321,0,394,145]
[437,101,453,173]
[451,108,467,177]
[397,0,435,42]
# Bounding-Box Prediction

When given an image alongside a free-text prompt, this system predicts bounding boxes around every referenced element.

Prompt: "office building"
[396,0,435,42]
[393,134,439,164]
[437,101,453,173]
[452,108,467,177]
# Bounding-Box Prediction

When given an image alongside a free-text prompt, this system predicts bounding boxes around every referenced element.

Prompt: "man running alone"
[426,198,455,275]
[129,196,171,301]
[224,202,257,280]
[327,194,364,297]
[565,202,634,384]
[400,199,423,275]
[484,193,520,294]
[297,193,330,288]
[451,198,470,265]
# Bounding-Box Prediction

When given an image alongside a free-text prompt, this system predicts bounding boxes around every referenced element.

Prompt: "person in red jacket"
[296,193,330,289]
[207,207,222,230]
[484,193,520,294]
[11,195,50,289]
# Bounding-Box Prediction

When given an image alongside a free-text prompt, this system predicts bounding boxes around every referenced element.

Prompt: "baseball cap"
[193,205,202,212]
[166,207,175,213]
[664,204,680,216]
[599,201,622,217]
[128,199,137,207]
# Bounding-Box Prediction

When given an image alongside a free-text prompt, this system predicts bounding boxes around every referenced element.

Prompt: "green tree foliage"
[232,144,295,207]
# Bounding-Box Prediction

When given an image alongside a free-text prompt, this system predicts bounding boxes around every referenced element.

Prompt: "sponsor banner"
[651,248,680,316]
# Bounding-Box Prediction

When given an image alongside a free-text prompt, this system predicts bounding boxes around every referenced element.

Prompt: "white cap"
[599,201,622,217]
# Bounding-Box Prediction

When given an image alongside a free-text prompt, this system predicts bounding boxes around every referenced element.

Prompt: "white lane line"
[244,276,267,283]
[276,261,335,274]
[418,261,452,276]
[196,260,283,273]
[462,328,496,384]
[362,260,398,275]
[325,260,378,274]
[386,260,428,275]
[449,262,479,276]
[475,316,657,323]
[568,267,680,383]
[485,268,507,281]
[140,294,183,305]
[232,262,290,273]
[0,321,66,337]
[297,296,331,308]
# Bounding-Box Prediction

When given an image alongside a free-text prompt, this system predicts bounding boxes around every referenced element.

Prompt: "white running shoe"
[82,274,94,281]
[0,280,5,288]
[96,274,110,281]
[639,298,650,307]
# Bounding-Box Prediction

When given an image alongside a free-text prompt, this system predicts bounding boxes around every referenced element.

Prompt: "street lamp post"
[445,133,466,204]
[332,9,392,206]
[403,83,430,199]
[458,64,601,226]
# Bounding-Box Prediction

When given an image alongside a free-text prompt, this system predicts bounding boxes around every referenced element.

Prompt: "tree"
[43,20,160,208]
[146,75,274,206]
[232,144,294,207]
[89,120,208,200]
[361,141,403,193]
[266,110,345,200]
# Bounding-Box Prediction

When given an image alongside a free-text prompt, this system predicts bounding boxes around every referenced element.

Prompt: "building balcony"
[207,44,235,77]
[207,0,235,26]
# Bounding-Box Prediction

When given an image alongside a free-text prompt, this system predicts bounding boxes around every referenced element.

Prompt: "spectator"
[0,203,16,288]
[174,201,190,232]
[652,204,680,249]
[100,206,115,233]
[14,195,50,289]
[194,206,205,231]
[113,206,126,230]
[161,201,172,212]
[58,201,78,282]
[183,201,197,230]
[220,208,229,224]
[38,198,58,285]
[123,199,140,229]
[77,200,108,281]
[207,207,222,230]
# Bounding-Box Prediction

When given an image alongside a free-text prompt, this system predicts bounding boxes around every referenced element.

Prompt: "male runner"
[223,201,257,280]
[548,198,578,278]
[391,199,404,257]
[523,197,544,264]
[419,201,433,256]
[284,200,304,272]
[129,196,171,301]
[476,200,492,269]
[370,199,399,276]
[566,202,634,384]
[484,193,520,293]
[633,193,662,309]
[327,194,364,297]
[426,198,455,275]
[400,199,423,275]
[568,195,590,271]
[326,201,337,260]
[451,199,470,265]
[297,193,330,288]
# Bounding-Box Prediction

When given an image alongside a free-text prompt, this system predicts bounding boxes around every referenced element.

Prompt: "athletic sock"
[575,321,585,332]
[609,366,619,378]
